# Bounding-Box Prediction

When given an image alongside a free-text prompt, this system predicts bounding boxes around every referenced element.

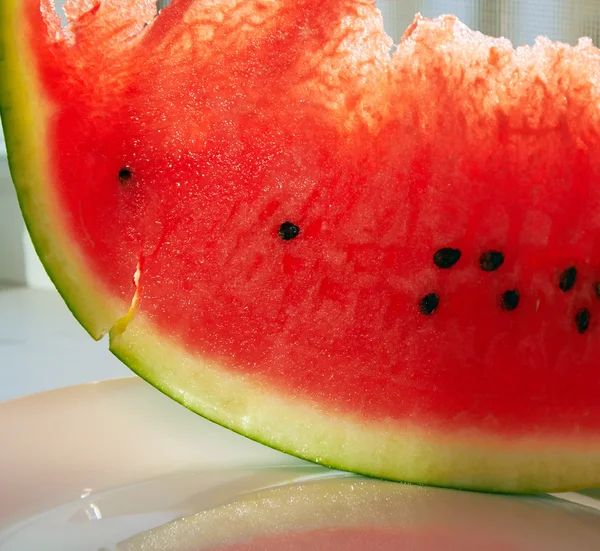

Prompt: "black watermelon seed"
[575,308,590,334]
[433,248,461,269]
[118,167,133,183]
[419,293,439,316]
[558,266,577,292]
[500,289,520,311]
[594,282,600,299]
[278,222,300,241]
[479,250,505,272]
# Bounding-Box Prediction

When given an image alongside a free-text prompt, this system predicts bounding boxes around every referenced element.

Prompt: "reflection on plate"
[1,378,599,551]
[119,475,600,551]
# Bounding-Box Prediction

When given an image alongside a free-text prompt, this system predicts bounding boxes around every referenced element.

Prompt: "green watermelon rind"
[110,317,600,495]
[0,0,128,339]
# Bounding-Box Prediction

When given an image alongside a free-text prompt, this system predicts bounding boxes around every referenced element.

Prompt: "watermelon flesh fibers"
[2,0,600,493]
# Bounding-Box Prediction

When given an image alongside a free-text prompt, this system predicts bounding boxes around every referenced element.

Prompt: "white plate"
[0,377,599,551]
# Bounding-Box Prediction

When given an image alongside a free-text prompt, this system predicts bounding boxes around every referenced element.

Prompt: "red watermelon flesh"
[2,0,600,492]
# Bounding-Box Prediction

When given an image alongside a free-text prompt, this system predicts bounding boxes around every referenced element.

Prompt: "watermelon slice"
[1,0,600,493]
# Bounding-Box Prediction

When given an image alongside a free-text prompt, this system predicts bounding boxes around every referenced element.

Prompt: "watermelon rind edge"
[0,0,129,339]
[109,316,600,496]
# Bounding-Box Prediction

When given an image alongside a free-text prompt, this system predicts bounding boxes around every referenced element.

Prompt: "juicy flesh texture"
[26,0,600,434]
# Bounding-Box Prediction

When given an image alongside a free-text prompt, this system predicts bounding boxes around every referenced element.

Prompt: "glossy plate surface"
[0,377,599,551]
